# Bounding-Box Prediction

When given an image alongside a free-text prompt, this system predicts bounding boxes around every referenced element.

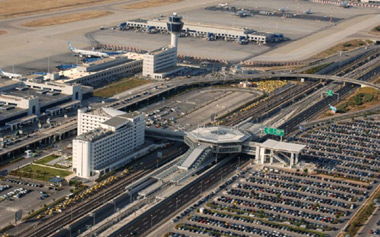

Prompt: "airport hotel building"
[73,107,144,178]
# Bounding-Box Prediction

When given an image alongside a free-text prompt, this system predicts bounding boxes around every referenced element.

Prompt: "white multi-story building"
[141,13,184,79]
[77,107,127,135]
[142,46,181,79]
[73,108,145,178]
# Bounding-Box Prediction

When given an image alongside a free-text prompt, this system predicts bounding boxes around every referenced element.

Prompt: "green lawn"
[10,164,71,181]
[93,77,150,98]
[34,154,60,165]
[303,63,333,74]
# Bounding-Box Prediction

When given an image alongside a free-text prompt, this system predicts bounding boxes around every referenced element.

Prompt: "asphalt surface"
[279,83,358,133]
[111,155,246,237]
[16,144,186,237]
[358,207,380,236]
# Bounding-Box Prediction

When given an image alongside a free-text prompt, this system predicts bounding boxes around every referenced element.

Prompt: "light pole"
[90,213,95,226]
[125,187,133,203]
[150,214,155,228]
[112,200,116,213]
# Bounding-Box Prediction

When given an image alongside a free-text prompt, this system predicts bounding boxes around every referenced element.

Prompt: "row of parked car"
[6,178,43,188]
[293,119,380,183]
[1,187,30,200]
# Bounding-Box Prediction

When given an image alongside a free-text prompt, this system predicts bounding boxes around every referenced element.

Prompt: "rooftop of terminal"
[187,126,251,144]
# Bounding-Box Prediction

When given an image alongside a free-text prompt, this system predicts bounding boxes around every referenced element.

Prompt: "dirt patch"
[22,11,113,27]
[0,0,119,19]
[313,39,373,59]
[0,30,6,35]
[123,0,182,9]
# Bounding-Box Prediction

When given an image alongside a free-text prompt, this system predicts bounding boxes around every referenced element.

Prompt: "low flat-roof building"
[126,18,283,44]
[60,53,143,86]
[0,78,92,127]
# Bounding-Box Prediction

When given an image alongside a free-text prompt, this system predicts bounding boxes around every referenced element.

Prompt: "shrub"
[343,43,352,47]
[337,102,349,113]
[354,95,362,106]
[363,93,374,102]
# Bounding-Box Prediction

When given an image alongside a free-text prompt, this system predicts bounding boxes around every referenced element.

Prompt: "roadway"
[279,58,380,133]
[2,68,378,163]
[110,155,246,237]
[111,71,380,110]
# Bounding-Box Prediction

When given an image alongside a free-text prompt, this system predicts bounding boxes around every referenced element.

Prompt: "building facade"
[62,59,143,86]
[142,47,178,79]
[0,78,91,127]
[73,108,145,178]
[77,107,127,135]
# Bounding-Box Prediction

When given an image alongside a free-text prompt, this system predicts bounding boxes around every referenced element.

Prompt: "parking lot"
[0,178,70,229]
[163,116,380,237]
[292,117,380,183]
[166,164,374,237]
[140,88,261,131]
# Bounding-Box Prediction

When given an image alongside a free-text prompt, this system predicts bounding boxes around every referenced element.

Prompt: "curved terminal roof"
[102,107,126,117]
[187,126,250,144]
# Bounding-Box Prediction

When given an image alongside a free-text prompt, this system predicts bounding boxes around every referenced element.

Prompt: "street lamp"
[150,214,155,228]
[112,200,117,213]
[125,187,133,203]
[90,213,95,226]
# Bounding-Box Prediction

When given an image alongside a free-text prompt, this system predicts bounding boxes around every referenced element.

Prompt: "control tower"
[167,13,184,48]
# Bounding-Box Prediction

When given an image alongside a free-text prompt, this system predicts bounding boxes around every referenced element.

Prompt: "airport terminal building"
[73,107,145,178]
[125,19,280,44]
[0,77,92,129]
[184,126,305,168]
[60,53,143,86]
